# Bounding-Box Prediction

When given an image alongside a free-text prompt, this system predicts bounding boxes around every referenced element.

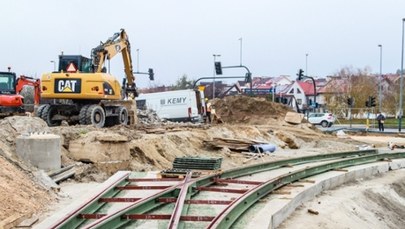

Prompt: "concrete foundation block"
[16,133,61,171]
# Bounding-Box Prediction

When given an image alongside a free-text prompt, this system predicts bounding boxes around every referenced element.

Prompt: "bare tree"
[323,66,377,117]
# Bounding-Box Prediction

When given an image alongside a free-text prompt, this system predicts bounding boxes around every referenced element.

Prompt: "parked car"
[305,113,335,127]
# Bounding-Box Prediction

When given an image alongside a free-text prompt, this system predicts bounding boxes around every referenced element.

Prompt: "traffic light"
[347,97,354,107]
[148,68,154,81]
[245,72,252,83]
[370,96,376,107]
[296,69,304,80]
[214,61,222,75]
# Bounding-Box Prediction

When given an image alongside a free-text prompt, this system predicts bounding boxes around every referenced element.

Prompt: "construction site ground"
[0,96,404,228]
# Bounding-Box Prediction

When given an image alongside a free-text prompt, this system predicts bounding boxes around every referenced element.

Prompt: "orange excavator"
[0,68,40,117]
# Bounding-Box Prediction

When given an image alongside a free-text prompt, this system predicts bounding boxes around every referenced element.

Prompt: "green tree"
[172,74,195,89]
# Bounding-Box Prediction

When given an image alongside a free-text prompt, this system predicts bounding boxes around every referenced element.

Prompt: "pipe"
[248,144,276,153]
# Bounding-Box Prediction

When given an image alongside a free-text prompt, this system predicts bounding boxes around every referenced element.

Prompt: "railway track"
[46,149,405,229]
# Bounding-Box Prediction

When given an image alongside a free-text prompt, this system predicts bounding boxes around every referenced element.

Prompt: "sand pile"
[0,156,53,225]
[211,95,293,124]
[0,117,54,226]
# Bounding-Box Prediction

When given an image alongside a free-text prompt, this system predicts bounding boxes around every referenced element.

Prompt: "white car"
[306,113,335,127]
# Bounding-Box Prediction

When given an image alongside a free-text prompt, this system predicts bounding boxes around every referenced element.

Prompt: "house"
[283,81,316,110]
[246,75,292,96]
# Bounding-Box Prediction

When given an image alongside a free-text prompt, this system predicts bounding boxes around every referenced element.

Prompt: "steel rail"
[52,172,184,229]
[207,152,405,228]
[50,171,131,229]
[167,172,193,229]
[195,149,378,188]
[81,149,377,228]
[82,183,186,229]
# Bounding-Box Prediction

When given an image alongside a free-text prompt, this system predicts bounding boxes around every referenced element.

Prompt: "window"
[297,88,301,94]
[0,73,15,92]
[297,99,302,105]
[289,88,294,93]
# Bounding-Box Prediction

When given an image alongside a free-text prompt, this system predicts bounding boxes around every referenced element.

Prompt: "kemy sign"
[54,79,81,93]
[161,97,187,106]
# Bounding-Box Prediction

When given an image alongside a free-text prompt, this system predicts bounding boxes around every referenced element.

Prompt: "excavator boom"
[91,29,135,86]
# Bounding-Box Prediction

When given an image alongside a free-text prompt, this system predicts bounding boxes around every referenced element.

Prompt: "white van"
[136,89,206,122]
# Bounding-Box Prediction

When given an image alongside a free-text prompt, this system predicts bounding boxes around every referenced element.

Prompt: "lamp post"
[272,84,277,102]
[213,54,221,99]
[50,60,56,71]
[305,53,309,75]
[399,18,405,132]
[136,49,140,72]
[378,44,383,113]
[239,38,243,66]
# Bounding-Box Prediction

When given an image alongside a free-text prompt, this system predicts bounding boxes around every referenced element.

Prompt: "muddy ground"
[0,96,402,228]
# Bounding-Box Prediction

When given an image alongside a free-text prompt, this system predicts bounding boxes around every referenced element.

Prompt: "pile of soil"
[211,95,293,124]
[0,117,54,226]
[0,156,53,224]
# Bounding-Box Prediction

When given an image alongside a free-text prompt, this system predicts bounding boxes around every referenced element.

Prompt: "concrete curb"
[245,159,405,229]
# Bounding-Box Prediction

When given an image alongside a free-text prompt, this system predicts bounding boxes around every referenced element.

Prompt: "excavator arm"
[91,29,136,97]
[16,76,41,105]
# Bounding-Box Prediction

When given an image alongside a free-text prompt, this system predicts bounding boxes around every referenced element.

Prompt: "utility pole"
[378,44,382,113]
[305,53,308,76]
[239,37,243,66]
[399,18,405,132]
[136,49,140,72]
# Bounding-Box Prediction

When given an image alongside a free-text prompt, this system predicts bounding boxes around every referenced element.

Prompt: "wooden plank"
[16,217,39,228]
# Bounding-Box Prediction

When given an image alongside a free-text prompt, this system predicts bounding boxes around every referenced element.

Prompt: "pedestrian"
[205,98,212,124]
[376,112,385,132]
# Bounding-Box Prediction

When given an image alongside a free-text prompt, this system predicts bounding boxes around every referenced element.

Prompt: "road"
[318,124,403,134]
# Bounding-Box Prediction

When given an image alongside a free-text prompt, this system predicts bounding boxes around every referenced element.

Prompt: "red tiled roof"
[318,78,349,94]
[256,84,272,89]
[297,81,315,95]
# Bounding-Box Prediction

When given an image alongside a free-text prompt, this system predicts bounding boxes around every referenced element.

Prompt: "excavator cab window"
[0,72,16,94]
[58,55,93,73]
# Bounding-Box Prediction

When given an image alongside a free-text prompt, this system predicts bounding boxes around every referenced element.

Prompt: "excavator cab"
[58,55,93,73]
[0,72,17,94]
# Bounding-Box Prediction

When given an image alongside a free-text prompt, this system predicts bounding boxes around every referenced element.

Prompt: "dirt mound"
[0,117,54,226]
[212,95,293,124]
[0,155,53,222]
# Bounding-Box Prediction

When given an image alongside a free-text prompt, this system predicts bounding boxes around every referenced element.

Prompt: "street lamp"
[272,83,277,102]
[378,44,382,113]
[305,53,309,75]
[50,60,56,71]
[399,18,405,132]
[136,49,140,72]
[239,38,243,66]
[213,54,221,99]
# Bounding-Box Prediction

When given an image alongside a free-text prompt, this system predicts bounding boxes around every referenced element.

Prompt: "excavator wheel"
[79,105,91,125]
[86,105,105,128]
[115,106,129,125]
[35,104,47,118]
[41,104,61,127]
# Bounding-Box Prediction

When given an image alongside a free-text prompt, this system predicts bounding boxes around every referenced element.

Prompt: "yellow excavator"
[38,29,149,127]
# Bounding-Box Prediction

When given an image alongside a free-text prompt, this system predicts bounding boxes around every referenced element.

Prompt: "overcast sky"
[1,0,404,87]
